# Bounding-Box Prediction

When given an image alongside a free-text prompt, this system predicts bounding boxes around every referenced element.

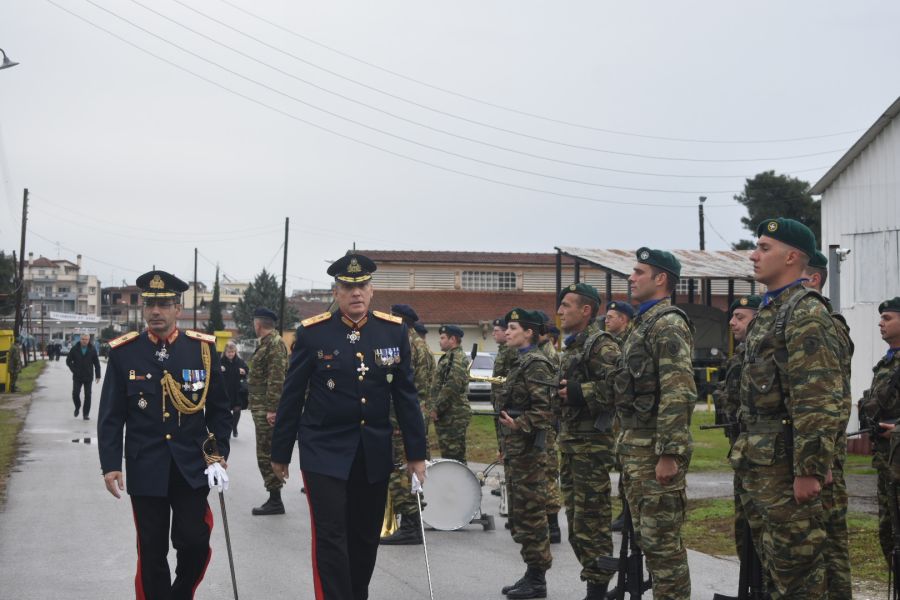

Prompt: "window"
[38,269,45,276]
[57,286,70,293]
[89,287,96,294]
[461,271,516,291]
[675,278,701,295]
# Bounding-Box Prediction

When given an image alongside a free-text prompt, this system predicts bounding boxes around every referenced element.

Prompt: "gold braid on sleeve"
[161,342,212,418]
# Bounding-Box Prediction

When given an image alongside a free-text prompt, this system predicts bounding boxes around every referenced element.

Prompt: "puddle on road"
[71,437,98,445]
[25,428,78,435]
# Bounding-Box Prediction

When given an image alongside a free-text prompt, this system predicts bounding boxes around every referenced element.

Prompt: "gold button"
[163,412,170,418]
[361,398,367,404]
[358,376,364,381]
[165,434,172,440]
[361,419,366,425]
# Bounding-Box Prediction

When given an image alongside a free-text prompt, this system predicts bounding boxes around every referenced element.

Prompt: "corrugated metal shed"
[555,247,755,279]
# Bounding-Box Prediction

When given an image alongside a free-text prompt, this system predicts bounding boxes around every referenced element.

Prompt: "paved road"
[1,359,746,599]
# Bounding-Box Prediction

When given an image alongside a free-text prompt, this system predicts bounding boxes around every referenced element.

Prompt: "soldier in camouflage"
[714,295,761,566]
[860,297,900,567]
[430,325,471,463]
[557,283,620,600]
[381,304,433,546]
[248,307,289,516]
[604,300,633,533]
[731,218,844,597]
[613,247,694,600]
[7,338,23,393]
[498,308,556,599]
[537,311,563,544]
[803,251,854,598]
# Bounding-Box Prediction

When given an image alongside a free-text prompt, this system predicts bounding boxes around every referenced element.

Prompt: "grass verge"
[0,360,47,502]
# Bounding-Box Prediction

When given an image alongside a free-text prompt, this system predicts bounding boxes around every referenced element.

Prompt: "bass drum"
[422,459,482,531]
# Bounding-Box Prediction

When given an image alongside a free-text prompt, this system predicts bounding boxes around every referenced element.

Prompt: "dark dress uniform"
[271,254,427,600]
[98,271,232,600]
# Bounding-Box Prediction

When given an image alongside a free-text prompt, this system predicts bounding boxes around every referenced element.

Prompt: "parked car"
[467,352,496,402]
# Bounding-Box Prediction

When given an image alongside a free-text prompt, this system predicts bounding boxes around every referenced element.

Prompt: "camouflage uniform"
[613,298,694,600]
[731,284,843,597]
[7,342,23,392]
[500,346,555,572]
[558,322,620,585]
[248,330,288,491]
[821,302,853,600]
[388,328,434,517]
[493,343,517,447]
[539,340,562,516]
[431,345,471,463]
[860,347,900,566]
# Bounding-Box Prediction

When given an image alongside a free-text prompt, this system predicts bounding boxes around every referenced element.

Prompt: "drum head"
[422,459,482,531]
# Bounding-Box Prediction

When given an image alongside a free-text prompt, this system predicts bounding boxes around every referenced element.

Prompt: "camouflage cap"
[504,308,543,331]
[729,294,762,314]
[438,324,464,339]
[558,282,600,304]
[879,297,900,314]
[636,247,681,278]
[809,250,828,269]
[606,300,634,319]
[756,218,817,258]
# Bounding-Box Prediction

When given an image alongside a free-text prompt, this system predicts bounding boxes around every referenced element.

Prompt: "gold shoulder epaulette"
[302,312,333,328]
[373,310,403,325]
[185,329,216,343]
[109,331,139,349]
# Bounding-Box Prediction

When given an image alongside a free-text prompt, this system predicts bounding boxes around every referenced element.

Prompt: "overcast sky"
[1,1,898,292]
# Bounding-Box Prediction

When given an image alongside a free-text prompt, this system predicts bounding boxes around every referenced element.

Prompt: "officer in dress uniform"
[98,270,232,600]
[271,253,427,600]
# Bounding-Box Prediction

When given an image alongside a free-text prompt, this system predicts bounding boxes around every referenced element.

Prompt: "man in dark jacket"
[66,333,101,420]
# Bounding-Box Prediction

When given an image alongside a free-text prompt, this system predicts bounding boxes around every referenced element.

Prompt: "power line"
[44,0,744,208]
[214,0,861,146]
[704,214,733,247]
[27,228,144,274]
[160,0,848,172]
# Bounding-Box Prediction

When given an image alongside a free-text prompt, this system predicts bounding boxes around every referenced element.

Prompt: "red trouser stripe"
[190,503,214,598]
[301,471,325,600]
[131,504,146,600]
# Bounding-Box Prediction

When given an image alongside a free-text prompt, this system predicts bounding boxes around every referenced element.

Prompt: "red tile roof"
[29,256,56,268]
[358,250,577,267]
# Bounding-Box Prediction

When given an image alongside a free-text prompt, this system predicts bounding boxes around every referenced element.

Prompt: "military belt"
[741,415,790,434]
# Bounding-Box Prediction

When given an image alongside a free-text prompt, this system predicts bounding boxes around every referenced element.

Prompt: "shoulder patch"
[109,331,139,349]
[373,310,403,324]
[185,330,216,343]
[301,312,333,328]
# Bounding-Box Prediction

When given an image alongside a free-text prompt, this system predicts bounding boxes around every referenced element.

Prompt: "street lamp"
[0,48,19,71]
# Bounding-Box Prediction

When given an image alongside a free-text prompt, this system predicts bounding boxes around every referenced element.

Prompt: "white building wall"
[820,112,900,412]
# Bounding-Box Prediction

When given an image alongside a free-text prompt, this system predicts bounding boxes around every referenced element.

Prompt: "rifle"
[596,498,651,599]
[711,521,766,600]
[888,480,900,600]
[847,417,898,438]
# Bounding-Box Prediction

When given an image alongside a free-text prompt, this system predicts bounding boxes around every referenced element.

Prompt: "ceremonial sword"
[412,472,435,600]
[204,434,239,599]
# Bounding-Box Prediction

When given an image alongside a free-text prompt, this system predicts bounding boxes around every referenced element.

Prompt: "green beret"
[879,297,900,314]
[504,307,543,330]
[558,282,600,305]
[729,295,762,314]
[756,218,817,258]
[636,247,681,278]
[809,250,828,269]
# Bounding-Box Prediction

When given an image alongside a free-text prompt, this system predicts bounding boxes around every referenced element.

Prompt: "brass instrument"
[468,373,507,385]
[381,490,399,537]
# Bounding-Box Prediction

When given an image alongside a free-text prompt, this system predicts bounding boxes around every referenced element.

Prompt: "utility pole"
[193,248,198,330]
[13,189,28,340]
[279,217,289,335]
[698,196,707,251]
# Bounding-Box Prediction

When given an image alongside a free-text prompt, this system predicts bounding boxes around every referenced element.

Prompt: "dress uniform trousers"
[302,445,389,600]
[130,460,213,600]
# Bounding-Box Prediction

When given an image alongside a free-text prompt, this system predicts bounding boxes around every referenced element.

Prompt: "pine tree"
[233,268,298,337]
[205,267,225,334]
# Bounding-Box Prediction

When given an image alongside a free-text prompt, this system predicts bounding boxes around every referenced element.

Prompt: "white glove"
[411,472,423,494]
[205,463,229,491]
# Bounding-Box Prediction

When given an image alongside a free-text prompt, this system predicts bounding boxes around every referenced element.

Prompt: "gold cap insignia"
[767,221,778,232]
[510,310,519,320]
[639,250,650,260]
[150,274,165,289]
[347,258,362,274]
[569,284,577,291]
[740,297,748,306]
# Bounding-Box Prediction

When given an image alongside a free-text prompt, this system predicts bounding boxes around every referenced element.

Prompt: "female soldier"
[498,308,555,599]
[220,340,249,437]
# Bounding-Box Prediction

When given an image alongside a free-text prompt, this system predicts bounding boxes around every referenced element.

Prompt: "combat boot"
[548,513,561,544]
[583,580,608,600]
[380,512,423,545]
[610,511,624,532]
[501,569,529,595]
[252,489,285,515]
[506,567,546,599]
